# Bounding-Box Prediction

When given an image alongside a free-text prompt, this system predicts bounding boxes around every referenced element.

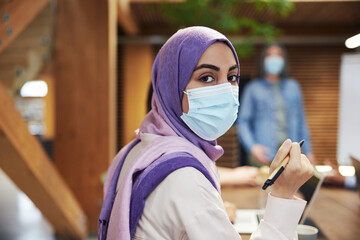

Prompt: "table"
[221,186,360,240]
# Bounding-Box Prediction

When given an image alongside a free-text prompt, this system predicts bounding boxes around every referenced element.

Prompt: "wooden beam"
[118,0,138,35]
[55,0,117,233]
[0,0,49,54]
[0,81,87,239]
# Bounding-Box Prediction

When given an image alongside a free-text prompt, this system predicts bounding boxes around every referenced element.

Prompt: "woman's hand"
[218,166,259,187]
[251,144,271,164]
[223,201,237,224]
[269,139,314,199]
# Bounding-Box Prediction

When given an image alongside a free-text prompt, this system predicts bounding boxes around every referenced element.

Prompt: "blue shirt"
[237,78,312,160]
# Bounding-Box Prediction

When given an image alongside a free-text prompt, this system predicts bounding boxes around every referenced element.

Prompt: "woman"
[99,27,313,240]
[237,44,314,167]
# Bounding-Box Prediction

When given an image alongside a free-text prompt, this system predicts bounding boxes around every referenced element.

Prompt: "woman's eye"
[199,75,215,83]
[228,75,238,82]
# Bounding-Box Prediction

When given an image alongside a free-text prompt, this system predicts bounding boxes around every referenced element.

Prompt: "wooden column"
[54,0,117,232]
[122,44,153,145]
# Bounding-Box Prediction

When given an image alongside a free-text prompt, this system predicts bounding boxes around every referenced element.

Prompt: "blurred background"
[0,0,359,239]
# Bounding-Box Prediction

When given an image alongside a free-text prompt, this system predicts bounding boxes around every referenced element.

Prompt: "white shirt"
[121,133,306,240]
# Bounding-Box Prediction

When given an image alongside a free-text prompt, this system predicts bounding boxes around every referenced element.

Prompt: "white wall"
[337,53,360,164]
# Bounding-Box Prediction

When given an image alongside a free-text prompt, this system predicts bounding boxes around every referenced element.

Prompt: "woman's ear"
[182,92,189,113]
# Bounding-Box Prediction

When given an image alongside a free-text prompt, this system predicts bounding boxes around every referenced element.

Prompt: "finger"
[301,154,314,177]
[306,153,315,165]
[287,142,301,169]
[271,139,292,168]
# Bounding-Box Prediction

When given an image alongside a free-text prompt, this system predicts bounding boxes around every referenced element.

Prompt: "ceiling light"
[345,33,360,49]
[338,165,355,177]
[315,165,333,173]
[20,81,48,97]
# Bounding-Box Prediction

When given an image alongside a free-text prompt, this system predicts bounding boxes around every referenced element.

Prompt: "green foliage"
[158,0,294,57]
[253,0,294,16]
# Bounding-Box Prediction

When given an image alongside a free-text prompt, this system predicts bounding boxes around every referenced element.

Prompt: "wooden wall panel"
[216,126,239,168]
[54,0,117,232]
[122,44,153,145]
[289,46,344,165]
[238,45,352,165]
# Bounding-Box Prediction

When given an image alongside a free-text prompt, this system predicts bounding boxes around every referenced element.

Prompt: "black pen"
[262,140,304,190]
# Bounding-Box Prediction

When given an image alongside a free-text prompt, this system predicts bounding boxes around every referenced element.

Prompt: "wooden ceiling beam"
[118,0,138,35]
[0,81,87,238]
[0,0,49,54]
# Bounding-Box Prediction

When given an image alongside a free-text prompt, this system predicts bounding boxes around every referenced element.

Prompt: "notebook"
[233,168,324,234]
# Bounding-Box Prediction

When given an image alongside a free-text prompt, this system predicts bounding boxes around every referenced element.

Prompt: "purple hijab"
[140,26,240,160]
[102,26,240,239]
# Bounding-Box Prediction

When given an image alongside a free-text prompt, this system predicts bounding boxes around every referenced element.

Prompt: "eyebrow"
[193,64,219,72]
[193,64,238,72]
[229,64,238,71]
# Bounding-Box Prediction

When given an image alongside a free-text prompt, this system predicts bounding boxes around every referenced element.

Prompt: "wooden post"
[0,81,87,238]
[54,0,117,232]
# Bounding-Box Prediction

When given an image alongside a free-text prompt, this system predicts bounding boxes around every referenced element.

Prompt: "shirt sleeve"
[293,80,312,154]
[250,194,306,240]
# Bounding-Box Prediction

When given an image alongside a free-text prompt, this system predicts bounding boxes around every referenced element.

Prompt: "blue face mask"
[180,83,239,141]
[264,55,284,75]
